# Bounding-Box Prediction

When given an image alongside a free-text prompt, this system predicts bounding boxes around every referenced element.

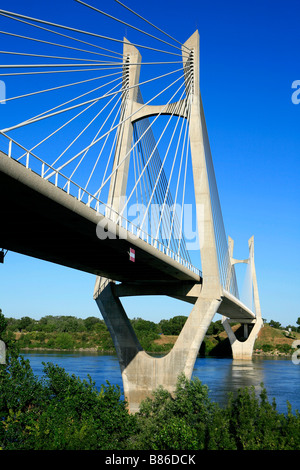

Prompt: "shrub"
[262,343,273,352]
[0,349,137,450]
[277,343,292,354]
[1,313,300,451]
[54,333,75,350]
[130,376,300,451]
[159,316,187,335]
[130,375,227,450]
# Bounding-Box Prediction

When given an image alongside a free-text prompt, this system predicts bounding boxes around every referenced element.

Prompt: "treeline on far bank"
[2,314,189,353]
[2,312,300,356]
[2,314,224,353]
[3,314,190,335]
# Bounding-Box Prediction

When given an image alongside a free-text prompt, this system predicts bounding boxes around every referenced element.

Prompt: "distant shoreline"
[19,346,294,359]
[3,320,299,359]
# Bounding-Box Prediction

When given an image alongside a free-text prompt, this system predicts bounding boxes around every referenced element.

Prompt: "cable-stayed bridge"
[0,1,263,412]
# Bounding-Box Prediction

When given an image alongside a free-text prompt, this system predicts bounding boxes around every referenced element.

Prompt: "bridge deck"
[0,152,201,283]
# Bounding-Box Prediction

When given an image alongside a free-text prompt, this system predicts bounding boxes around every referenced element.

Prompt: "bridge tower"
[94,31,262,413]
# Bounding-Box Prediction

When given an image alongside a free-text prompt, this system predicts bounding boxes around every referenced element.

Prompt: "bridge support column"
[222,236,263,359]
[221,317,263,360]
[95,281,221,413]
[0,340,6,364]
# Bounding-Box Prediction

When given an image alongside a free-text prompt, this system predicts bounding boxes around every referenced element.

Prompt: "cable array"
[127,89,192,262]
[0,0,248,290]
[200,98,239,296]
[0,1,199,270]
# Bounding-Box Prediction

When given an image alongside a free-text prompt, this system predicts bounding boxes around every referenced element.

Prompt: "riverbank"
[13,323,300,358]
[201,323,300,358]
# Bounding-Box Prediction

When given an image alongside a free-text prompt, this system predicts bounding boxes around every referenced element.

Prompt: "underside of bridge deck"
[0,152,201,284]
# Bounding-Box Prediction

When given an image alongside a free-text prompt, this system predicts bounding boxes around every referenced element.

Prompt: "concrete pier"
[96,281,221,413]
[222,236,263,359]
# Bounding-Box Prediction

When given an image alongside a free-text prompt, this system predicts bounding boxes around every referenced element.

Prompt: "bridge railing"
[0,133,202,278]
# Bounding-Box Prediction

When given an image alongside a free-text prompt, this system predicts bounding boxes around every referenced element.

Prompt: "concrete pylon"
[222,236,263,360]
[183,31,222,299]
[0,340,6,364]
[94,32,224,413]
[95,39,142,305]
[96,283,221,413]
[106,38,141,219]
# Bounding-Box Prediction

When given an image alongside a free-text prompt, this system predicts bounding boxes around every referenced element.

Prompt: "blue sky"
[0,0,299,327]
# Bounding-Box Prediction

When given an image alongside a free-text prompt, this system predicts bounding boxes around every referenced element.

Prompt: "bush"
[262,343,273,352]
[0,349,137,450]
[1,355,300,450]
[159,316,187,335]
[130,375,300,451]
[84,316,102,331]
[277,343,292,354]
[130,375,235,450]
[0,310,7,335]
[206,320,224,335]
[54,333,75,350]
[1,312,300,451]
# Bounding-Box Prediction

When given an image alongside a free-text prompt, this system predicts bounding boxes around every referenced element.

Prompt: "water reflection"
[229,359,263,390]
[193,356,300,413]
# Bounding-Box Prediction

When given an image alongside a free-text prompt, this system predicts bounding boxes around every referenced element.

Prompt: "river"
[22,352,300,414]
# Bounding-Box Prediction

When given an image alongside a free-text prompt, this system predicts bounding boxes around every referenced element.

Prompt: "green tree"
[84,316,102,331]
[54,333,75,350]
[207,320,224,335]
[0,309,7,336]
[0,318,137,450]
[269,320,282,329]
[159,316,187,335]
[130,318,160,351]
[16,316,34,332]
[38,316,57,332]
[58,316,85,333]
[131,318,158,333]
[134,377,300,450]
[131,375,235,450]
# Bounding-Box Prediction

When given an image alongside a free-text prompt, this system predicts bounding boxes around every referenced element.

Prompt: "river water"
[22,352,300,414]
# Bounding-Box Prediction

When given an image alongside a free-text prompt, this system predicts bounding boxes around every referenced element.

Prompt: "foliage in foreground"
[129,376,300,450]
[1,348,300,450]
[0,350,136,450]
[1,310,300,450]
